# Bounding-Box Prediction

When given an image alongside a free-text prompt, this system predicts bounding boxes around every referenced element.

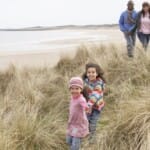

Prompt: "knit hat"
[69,77,83,89]
[127,0,134,5]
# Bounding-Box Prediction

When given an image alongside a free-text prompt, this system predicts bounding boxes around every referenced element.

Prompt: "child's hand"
[86,106,92,114]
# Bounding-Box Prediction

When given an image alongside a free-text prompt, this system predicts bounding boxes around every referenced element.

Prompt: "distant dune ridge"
[0,44,149,150]
[0,24,118,31]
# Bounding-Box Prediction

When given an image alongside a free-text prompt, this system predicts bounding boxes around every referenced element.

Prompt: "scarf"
[127,11,136,24]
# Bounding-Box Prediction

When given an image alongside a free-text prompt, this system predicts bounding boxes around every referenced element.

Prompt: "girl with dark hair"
[82,63,106,143]
[137,2,150,50]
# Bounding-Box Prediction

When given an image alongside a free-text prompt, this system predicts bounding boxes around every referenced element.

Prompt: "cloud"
[0,0,146,28]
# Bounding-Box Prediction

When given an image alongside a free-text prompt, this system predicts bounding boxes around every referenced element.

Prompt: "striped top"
[84,78,105,111]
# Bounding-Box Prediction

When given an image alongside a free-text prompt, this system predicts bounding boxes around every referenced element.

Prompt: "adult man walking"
[119,0,137,57]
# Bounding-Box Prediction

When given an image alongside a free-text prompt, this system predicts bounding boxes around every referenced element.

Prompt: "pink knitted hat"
[69,77,83,89]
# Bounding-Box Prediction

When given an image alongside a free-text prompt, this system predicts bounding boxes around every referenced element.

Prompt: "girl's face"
[87,67,97,82]
[143,6,149,12]
[70,86,82,97]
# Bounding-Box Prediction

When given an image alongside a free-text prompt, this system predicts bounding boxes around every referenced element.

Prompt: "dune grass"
[0,44,149,150]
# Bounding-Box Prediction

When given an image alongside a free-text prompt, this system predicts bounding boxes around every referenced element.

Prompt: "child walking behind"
[66,77,89,150]
[82,63,106,143]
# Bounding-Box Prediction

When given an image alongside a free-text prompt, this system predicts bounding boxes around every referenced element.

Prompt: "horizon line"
[0,24,118,31]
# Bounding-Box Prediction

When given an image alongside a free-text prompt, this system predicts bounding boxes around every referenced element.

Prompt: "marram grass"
[0,44,149,150]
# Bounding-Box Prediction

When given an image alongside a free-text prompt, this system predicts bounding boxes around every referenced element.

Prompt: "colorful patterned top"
[84,78,105,111]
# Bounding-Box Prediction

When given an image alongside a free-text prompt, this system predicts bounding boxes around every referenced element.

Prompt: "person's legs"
[124,33,135,57]
[66,135,73,146]
[147,34,150,49]
[71,137,81,150]
[144,34,150,51]
[130,32,136,55]
[131,32,136,47]
[137,32,143,43]
[66,135,81,150]
[137,32,149,51]
[88,109,100,142]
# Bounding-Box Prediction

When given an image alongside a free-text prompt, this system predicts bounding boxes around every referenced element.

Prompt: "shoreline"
[0,27,146,70]
[0,25,118,31]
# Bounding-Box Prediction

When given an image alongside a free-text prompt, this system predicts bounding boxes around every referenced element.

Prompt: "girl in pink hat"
[66,77,89,150]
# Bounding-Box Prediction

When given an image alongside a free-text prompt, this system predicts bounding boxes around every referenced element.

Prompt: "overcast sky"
[0,0,149,28]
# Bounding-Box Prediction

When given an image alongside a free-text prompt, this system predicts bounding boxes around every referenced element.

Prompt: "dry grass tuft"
[0,44,149,150]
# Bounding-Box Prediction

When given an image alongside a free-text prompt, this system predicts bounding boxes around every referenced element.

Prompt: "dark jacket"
[136,12,142,32]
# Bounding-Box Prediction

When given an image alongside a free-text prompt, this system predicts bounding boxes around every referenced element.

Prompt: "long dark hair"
[141,2,150,17]
[82,63,106,83]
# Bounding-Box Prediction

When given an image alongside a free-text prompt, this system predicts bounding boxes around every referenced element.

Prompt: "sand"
[0,27,137,70]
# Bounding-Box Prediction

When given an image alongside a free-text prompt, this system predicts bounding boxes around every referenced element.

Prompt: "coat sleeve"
[79,98,89,110]
[119,12,126,32]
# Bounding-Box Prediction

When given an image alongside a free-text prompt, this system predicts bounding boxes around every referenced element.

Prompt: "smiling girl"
[66,77,89,150]
[82,63,106,143]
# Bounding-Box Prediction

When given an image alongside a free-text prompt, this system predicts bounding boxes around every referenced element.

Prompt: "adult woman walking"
[137,2,150,51]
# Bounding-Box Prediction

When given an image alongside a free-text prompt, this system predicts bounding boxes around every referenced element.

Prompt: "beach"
[0,27,131,69]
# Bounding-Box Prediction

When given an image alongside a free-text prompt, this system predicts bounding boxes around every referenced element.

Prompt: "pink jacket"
[67,94,89,138]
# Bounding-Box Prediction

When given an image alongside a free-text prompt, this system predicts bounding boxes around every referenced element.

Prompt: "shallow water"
[0,29,108,55]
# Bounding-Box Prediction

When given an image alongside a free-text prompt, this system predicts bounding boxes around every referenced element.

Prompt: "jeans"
[137,32,150,50]
[66,135,81,150]
[87,109,101,138]
[124,32,136,57]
